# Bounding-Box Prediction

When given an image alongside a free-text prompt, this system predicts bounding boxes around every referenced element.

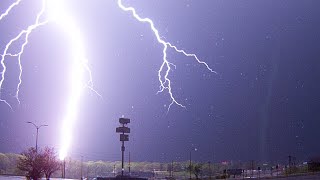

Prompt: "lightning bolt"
[117,0,217,111]
[46,0,101,160]
[0,0,21,21]
[0,0,99,160]
[0,0,48,109]
[1,0,216,160]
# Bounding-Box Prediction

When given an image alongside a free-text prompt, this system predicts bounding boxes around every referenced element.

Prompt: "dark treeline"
[0,152,314,179]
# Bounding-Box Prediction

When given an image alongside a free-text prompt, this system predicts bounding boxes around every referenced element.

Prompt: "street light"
[26,121,48,152]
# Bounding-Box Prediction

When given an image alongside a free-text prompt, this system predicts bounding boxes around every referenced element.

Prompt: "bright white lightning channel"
[46,0,101,160]
[0,0,21,21]
[117,0,217,111]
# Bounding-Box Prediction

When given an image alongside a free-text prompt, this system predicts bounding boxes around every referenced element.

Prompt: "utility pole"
[251,160,254,178]
[208,161,211,180]
[121,133,124,176]
[62,158,66,178]
[61,161,63,178]
[171,160,174,178]
[129,151,131,175]
[189,151,192,180]
[87,165,89,179]
[80,156,83,179]
[288,155,292,174]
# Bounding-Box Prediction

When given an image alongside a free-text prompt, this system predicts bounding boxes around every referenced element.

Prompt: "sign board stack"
[116,118,130,177]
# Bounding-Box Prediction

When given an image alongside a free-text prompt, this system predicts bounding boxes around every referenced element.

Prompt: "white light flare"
[117,0,217,112]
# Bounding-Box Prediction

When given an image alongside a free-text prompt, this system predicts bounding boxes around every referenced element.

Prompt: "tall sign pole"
[116,118,130,177]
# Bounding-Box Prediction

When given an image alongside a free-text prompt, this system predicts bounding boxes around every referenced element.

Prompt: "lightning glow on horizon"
[0,0,215,160]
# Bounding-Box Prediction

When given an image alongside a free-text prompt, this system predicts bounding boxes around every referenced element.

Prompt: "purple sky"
[1,0,320,163]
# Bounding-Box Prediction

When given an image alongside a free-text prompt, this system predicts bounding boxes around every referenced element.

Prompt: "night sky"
[0,0,320,163]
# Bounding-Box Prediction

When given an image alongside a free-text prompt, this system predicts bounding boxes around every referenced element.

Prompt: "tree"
[17,147,61,180]
[42,147,60,179]
[187,163,202,179]
[0,153,24,175]
[17,147,45,180]
[0,153,10,173]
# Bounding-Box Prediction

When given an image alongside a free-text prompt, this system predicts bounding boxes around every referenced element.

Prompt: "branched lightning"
[0,0,48,109]
[117,0,217,111]
[0,0,99,160]
[1,0,216,160]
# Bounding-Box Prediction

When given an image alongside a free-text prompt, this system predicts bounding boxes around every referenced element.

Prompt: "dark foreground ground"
[260,173,320,180]
[1,173,320,180]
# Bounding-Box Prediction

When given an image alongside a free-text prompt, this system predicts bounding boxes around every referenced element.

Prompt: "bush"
[17,147,60,180]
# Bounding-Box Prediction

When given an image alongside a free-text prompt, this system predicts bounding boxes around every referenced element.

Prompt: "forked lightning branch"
[0,0,215,160]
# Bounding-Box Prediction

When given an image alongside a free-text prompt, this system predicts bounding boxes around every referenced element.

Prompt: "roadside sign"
[119,118,130,124]
[120,134,129,141]
[116,127,130,133]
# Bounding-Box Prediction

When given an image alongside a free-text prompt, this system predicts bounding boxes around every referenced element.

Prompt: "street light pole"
[26,121,48,152]
[81,156,83,180]
[36,127,39,152]
[208,161,211,180]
